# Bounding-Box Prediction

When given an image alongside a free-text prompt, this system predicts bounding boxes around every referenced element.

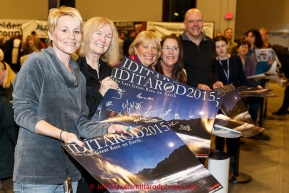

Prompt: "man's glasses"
[162,46,179,52]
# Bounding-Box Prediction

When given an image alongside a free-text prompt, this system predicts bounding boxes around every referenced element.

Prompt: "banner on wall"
[0,19,215,41]
[0,19,48,40]
[146,21,215,40]
[0,19,147,40]
[114,21,146,35]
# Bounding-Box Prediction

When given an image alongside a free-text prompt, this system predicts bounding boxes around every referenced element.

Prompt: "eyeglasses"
[162,46,180,52]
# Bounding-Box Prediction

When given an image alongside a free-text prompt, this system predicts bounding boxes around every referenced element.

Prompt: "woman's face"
[161,38,179,67]
[89,24,112,56]
[247,32,255,47]
[215,40,228,58]
[48,15,82,57]
[0,68,6,85]
[237,44,249,56]
[134,41,158,67]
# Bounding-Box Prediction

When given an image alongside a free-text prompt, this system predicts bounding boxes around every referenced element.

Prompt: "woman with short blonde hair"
[128,31,161,67]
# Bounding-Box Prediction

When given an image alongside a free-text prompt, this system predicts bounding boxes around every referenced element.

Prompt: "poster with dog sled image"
[92,57,221,158]
[63,122,222,193]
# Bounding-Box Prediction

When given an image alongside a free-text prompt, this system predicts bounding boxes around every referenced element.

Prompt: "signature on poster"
[106,101,113,106]
[168,121,179,127]
[137,93,154,101]
[112,87,125,99]
[144,106,162,115]
[122,100,143,113]
[179,125,192,131]
[160,109,172,117]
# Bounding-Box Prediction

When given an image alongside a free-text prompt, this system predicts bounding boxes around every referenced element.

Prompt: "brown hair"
[155,34,187,84]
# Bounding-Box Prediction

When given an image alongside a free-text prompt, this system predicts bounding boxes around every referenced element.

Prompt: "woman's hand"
[99,77,118,96]
[35,120,84,146]
[268,59,274,65]
[212,81,224,89]
[108,124,129,134]
[257,85,263,89]
[61,130,85,147]
[198,84,211,90]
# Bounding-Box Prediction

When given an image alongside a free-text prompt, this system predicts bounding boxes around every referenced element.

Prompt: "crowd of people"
[0,5,288,193]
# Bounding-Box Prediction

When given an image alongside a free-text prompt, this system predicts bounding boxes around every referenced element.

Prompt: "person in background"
[245,29,273,127]
[123,30,137,57]
[0,49,15,101]
[214,36,260,88]
[12,6,128,193]
[118,31,125,60]
[180,8,223,90]
[77,17,119,120]
[272,45,289,115]
[128,30,161,68]
[213,36,261,161]
[22,31,42,55]
[215,32,223,37]
[155,33,187,84]
[0,35,5,51]
[11,35,22,72]
[259,28,272,48]
[236,39,257,78]
[0,96,18,188]
[223,28,237,54]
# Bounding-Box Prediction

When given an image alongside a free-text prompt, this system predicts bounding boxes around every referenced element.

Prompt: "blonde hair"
[259,27,269,35]
[47,6,83,41]
[128,31,161,60]
[0,62,15,88]
[78,17,119,66]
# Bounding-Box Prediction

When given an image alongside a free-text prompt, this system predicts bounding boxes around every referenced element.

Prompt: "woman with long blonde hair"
[77,17,119,119]
[0,49,15,101]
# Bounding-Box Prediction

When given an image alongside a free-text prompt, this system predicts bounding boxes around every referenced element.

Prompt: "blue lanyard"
[218,58,230,83]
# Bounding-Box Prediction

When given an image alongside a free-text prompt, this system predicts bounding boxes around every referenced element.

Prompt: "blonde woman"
[12,7,128,192]
[77,17,119,119]
[128,30,161,68]
[0,49,15,101]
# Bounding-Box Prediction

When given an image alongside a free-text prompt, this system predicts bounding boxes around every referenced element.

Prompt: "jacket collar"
[181,31,208,42]
[42,46,80,87]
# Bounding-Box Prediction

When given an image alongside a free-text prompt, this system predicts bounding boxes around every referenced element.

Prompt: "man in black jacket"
[180,8,223,90]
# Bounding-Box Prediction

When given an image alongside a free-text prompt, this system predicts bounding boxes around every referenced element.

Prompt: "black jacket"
[0,96,18,179]
[180,32,218,88]
[215,55,258,88]
[77,57,112,119]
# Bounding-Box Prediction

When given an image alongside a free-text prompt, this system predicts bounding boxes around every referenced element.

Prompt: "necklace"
[218,57,230,83]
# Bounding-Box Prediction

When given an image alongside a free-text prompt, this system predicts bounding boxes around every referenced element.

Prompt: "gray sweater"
[12,47,111,184]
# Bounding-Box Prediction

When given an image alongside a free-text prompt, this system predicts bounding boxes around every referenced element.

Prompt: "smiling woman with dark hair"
[155,34,187,84]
